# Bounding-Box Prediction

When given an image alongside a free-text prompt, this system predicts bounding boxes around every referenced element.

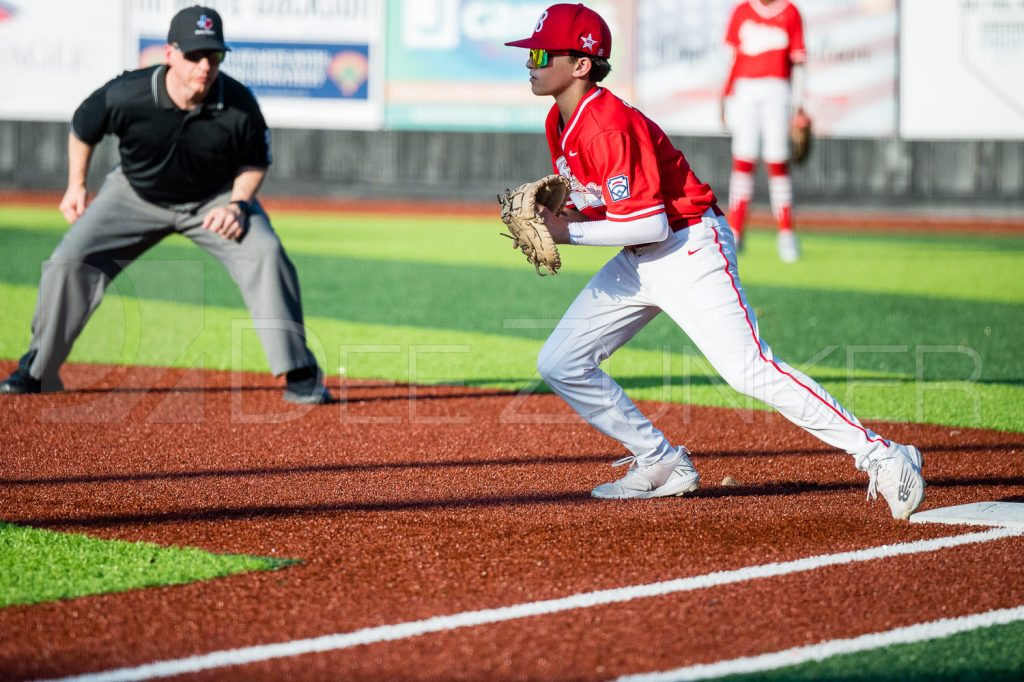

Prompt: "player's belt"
[670,218,700,232]
[626,205,724,253]
[670,204,725,231]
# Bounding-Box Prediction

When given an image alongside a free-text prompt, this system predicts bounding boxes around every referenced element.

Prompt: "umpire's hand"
[59,185,89,224]
[202,203,247,241]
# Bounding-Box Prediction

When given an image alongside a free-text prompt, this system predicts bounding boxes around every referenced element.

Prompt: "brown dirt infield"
[1,362,1022,680]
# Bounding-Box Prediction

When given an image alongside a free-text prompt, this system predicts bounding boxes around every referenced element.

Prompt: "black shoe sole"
[283,388,335,405]
[0,382,41,395]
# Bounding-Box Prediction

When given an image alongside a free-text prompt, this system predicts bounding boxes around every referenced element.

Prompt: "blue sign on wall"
[139,38,371,100]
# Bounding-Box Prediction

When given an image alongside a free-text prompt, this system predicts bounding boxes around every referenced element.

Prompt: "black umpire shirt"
[71,65,271,205]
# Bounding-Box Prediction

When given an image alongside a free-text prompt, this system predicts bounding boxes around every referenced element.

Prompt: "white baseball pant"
[537,211,892,471]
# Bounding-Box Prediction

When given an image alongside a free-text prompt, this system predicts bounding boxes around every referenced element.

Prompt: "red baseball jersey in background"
[724,0,805,93]
[544,87,719,228]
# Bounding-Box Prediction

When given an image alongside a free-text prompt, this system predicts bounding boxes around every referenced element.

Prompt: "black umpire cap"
[167,6,231,52]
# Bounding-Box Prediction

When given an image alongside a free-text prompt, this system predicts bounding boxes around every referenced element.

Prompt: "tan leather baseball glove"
[497,174,571,276]
[790,109,813,165]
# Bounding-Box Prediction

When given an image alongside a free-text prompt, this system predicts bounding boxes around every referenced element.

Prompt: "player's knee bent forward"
[536,344,577,388]
[536,345,597,391]
[536,348,564,387]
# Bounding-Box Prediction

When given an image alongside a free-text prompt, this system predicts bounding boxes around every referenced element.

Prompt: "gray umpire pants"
[24,166,316,389]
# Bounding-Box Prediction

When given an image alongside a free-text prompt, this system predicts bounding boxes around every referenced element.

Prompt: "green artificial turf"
[718,618,1024,681]
[2,206,1022,431]
[0,521,293,608]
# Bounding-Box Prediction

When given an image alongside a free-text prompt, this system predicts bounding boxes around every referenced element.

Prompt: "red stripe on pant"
[709,225,888,448]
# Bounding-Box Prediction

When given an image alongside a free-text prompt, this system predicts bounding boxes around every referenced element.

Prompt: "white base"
[910,502,1024,528]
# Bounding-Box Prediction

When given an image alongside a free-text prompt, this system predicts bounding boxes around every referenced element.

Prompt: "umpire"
[0,6,332,404]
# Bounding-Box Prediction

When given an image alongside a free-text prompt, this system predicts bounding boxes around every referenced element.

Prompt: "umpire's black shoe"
[283,366,335,405]
[0,369,42,394]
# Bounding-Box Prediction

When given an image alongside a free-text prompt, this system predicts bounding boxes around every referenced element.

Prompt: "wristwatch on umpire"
[230,199,251,214]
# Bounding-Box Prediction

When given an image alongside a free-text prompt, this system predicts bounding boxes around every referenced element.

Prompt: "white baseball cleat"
[591,447,700,499]
[777,230,800,263]
[866,443,925,520]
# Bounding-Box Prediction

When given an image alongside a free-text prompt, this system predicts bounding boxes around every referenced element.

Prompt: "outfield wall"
[2,121,1022,209]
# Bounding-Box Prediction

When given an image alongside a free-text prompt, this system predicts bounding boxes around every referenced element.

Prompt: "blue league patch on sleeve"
[606,174,631,201]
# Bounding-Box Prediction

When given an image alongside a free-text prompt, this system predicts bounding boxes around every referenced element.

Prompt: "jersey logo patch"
[606,174,630,202]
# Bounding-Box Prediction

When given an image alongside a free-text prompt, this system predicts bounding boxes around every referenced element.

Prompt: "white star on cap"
[580,33,597,50]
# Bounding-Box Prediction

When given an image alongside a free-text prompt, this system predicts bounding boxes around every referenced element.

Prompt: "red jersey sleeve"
[722,4,742,95]
[724,4,742,48]
[788,7,806,63]
[587,130,665,223]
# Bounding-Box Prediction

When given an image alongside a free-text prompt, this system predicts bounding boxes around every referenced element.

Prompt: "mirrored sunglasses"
[529,48,572,68]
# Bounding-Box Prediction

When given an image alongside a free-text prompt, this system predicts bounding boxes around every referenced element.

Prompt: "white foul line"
[41,527,1024,682]
[617,604,1024,682]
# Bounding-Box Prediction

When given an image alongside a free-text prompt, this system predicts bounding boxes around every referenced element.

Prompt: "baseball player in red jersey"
[505,3,925,519]
[721,0,807,262]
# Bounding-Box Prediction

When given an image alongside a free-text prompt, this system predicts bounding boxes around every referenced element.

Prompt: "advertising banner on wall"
[128,0,384,130]
[636,0,898,138]
[384,0,635,131]
[801,0,897,138]
[634,0,733,135]
[0,0,126,121]
[901,0,1024,139]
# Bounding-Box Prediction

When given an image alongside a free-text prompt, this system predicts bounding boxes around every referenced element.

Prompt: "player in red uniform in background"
[721,0,807,262]
[503,3,924,520]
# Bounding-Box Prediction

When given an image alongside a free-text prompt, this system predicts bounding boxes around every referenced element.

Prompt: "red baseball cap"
[505,3,612,59]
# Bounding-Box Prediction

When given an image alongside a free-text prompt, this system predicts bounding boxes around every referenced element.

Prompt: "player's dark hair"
[569,52,612,83]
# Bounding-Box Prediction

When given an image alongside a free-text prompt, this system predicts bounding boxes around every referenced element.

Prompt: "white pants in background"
[728,77,792,163]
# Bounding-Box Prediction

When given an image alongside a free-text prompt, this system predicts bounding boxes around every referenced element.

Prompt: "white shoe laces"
[609,452,685,483]
[866,455,897,502]
[608,456,648,488]
[866,461,881,501]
